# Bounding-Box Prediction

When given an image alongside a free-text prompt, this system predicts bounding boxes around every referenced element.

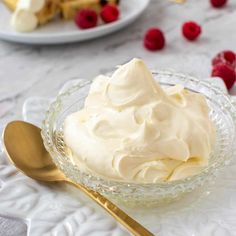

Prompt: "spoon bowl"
[3,121,65,182]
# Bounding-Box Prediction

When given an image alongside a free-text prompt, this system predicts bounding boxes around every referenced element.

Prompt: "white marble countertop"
[1,0,236,235]
[1,0,236,128]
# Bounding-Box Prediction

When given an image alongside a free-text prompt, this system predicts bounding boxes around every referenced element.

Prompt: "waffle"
[60,0,119,20]
[3,0,61,25]
[37,0,61,24]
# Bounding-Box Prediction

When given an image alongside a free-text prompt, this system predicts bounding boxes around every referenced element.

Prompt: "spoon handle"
[68,181,154,236]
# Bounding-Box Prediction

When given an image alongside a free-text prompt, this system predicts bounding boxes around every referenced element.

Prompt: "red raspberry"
[100,5,119,23]
[210,0,227,8]
[212,64,236,90]
[144,28,165,51]
[182,21,201,41]
[74,9,98,29]
[212,50,236,68]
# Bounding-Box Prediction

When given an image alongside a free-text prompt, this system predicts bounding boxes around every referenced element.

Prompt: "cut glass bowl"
[42,71,236,206]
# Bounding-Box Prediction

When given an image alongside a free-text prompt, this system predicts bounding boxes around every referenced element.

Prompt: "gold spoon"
[3,121,154,236]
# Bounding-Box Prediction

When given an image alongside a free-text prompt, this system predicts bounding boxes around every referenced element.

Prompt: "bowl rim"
[41,70,236,192]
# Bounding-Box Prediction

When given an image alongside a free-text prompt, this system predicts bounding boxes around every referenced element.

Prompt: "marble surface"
[1,0,236,235]
[1,0,236,127]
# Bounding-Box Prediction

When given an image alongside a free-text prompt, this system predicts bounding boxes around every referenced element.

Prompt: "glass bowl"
[41,71,236,206]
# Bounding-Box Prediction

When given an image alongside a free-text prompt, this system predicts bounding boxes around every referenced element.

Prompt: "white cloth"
[0,215,28,236]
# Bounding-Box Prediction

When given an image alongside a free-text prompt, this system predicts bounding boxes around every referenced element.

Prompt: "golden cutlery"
[3,121,154,236]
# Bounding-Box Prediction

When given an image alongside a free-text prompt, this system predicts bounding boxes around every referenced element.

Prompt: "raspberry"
[182,21,201,41]
[212,50,236,68]
[100,5,119,23]
[74,9,98,29]
[210,0,227,8]
[144,28,165,51]
[212,64,236,90]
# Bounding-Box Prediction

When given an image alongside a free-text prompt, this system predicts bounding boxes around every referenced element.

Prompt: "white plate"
[0,0,149,45]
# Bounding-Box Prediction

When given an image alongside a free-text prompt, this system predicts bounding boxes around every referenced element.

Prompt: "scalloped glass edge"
[41,71,236,205]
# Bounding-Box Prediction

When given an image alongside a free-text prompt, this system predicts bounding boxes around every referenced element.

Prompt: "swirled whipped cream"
[11,0,45,32]
[64,58,215,182]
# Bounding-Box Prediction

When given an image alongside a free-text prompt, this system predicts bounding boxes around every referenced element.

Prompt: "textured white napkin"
[0,215,28,236]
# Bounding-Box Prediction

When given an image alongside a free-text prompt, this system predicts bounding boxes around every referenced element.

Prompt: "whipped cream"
[11,9,38,32]
[11,0,45,32]
[64,58,215,182]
